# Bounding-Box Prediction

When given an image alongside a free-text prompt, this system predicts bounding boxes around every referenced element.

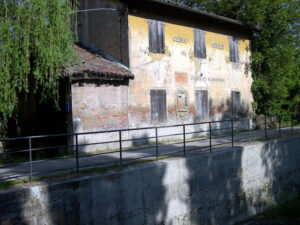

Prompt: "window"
[150,89,167,123]
[195,90,208,121]
[229,36,239,62]
[194,28,206,59]
[148,19,165,54]
[231,91,241,117]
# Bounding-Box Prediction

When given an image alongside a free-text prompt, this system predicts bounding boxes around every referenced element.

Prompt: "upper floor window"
[229,36,239,62]
[194,28,206,59]
[148,19,165,54]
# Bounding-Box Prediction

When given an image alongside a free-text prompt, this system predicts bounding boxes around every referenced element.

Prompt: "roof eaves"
[125,0,258,31]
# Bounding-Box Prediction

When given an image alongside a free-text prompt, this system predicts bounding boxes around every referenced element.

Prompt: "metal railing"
[0,114,299,182]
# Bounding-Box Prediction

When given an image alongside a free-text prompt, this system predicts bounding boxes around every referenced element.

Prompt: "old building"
[72,0,253,138]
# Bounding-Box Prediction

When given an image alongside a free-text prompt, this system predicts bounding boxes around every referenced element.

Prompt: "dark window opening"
[151,89,167,123]
[148,19,165,54]
[229,36,239,62]
[195,90,208,121]
[231,91,241,117]
[194,29,206,59]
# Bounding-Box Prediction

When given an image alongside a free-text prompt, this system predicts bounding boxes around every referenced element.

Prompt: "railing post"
[155,127,159,161]
[28,137,32,183]
[183,125,186,156]
[248,118,251,142]
[264,116,268,139]
[119,130,122,167]
[291,115,294,136]
[75,134,79,176]
[231,119,234,147]
[209,122,212,152]
[278,116,281,137]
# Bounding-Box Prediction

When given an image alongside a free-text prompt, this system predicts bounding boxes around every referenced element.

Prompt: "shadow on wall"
[191,97,250,139]
[0,129,299,224]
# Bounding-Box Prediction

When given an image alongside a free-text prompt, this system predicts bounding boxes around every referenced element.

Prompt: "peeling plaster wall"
[71,81,129,152]
[128,15,253,128]
[0,136,299,225]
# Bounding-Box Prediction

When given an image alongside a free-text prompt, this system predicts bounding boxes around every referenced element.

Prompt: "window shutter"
[229,36,239,62]
[201,90,208,119]
[148,20,164,53]
[229,36,234,62]
[149,20,158,53]
[234,37,239,62]
[157,21,165,54]
[158,90,167,122]
[151,90,167,123]
[195,90,208,120]
[232,91,241,116]
[194,29,206,58]
[151,90,159,122]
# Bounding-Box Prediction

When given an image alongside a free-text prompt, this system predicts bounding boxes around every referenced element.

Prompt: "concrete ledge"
[0,136,299,225]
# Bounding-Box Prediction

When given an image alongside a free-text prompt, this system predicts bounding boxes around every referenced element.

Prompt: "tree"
[0,0,77,135]
[173,0,300,117]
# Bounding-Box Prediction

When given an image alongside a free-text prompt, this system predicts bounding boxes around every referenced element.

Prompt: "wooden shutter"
[151,90,167,123]
[148,20,165,54]
[194,29,206,58]
[229,36,234,62]
[229,36,239,62]
[232,91,241,116]
[195,90,208,120]
[233,37,239,62]
[157,21,165,54]
[201,91,208,119]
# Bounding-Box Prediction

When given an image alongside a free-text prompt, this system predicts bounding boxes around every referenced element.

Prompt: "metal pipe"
[209,122,212,152]
[155,128,159,161]
[183,125,186,156]
[231,119,234,147]
[75,134,79,175]
[119,130,123,167]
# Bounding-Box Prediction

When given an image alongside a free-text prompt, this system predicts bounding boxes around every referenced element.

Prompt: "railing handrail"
[0,116,261,142]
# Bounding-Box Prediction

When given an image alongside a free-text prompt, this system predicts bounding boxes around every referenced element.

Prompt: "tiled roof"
[65,45,134,80]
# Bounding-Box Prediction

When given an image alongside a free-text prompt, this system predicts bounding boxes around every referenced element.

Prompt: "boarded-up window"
[195,90,208,120]
[231,91,241,116]
[229,36,239,62]
[194,29,206,59]
[151,89,167,123]
[177,93,188,112]
[148,19,165,54]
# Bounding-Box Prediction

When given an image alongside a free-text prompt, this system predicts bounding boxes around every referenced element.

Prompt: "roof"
[123,0,258,31]
[65,45,134,81]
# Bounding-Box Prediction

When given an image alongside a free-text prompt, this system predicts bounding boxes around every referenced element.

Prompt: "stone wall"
[0,136,299,225]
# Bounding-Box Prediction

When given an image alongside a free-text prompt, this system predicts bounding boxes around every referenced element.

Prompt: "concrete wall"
[0,136,299,225]
[128,15,253,128]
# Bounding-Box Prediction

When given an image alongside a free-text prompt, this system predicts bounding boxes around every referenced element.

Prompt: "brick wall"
[71,80,129,132]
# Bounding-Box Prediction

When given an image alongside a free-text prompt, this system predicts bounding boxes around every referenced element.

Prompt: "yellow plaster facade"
[128,15,253,127]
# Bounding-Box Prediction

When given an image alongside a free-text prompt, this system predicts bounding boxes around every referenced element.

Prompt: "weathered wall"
[0,136,299,225]
[71,80,129,151]
[128,14,253,127]
[78,0,129,66]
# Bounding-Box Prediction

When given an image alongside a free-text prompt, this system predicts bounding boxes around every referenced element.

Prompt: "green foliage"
[0,0,77,133]
[173,0,300,116]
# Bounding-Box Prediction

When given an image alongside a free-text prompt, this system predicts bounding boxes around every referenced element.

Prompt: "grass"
[0,177,30,190]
